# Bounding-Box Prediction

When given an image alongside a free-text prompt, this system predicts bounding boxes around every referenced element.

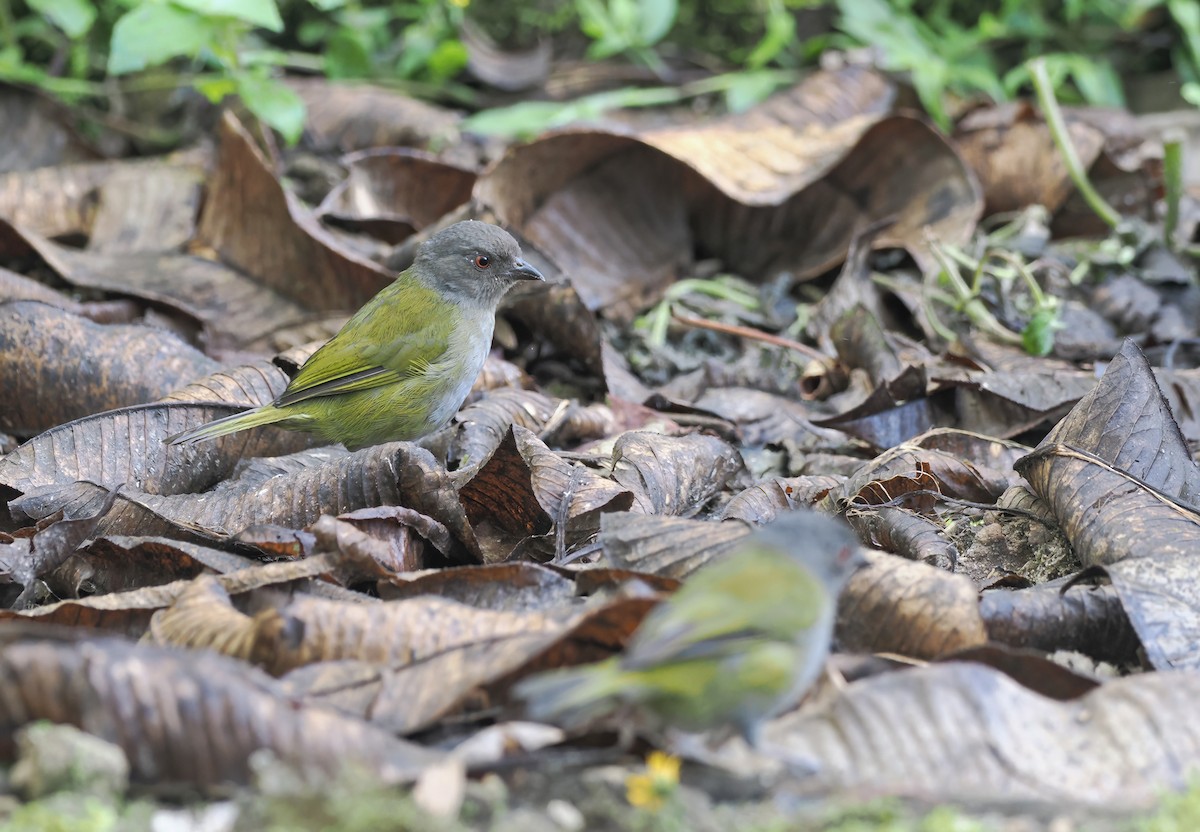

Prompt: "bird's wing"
[626,629,764,666]
[275,282,447,407]
[622,551,825,670]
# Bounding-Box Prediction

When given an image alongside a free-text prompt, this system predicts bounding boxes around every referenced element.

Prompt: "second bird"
[168,221,544,450]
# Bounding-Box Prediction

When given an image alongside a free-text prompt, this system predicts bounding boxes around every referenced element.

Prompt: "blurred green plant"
[291,0,469,83]
[923,237,1063,357]
[2,0,1200,148]
[0,0,474,145]
[634,275,760,349]
[832,0,1177,131]
[578,0,677,69]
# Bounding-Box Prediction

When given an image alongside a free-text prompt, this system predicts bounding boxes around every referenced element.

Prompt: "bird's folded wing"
[274,365,408,405]
[274,322,443,406]
[622,629,766,669]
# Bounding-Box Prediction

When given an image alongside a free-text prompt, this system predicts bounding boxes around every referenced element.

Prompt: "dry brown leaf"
[0,220,317,351]
[287,596,656,735]
[955,103,1106,215]
[317,149,476,244]
[0,153,204,242]
[0,487,118,607]
[45,535,255,599]
[461,20,551,92]
[0,632,439,787]
[0,550,347,637]
[152,576,566,676]
[598,513,752,578]
[196,112,394,313]
[452,388,565,470]
[0,89,98,173]
[476,68,980,319]
[720,476,844,524]
[692,387,833,447]
[291,79,462,154]
[312,507,453,575]
[770,662,1200,809]
[458,427,633,562]
[846,506,958,572]
[86,161,203,253]
[610,431,743,516]
[837,551,986,658]
[0,302,218,436]
[381,562,577,611]
[0,400,311,502]
[980,582,1140,665]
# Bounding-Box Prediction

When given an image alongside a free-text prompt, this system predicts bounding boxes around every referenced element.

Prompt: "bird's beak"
[511,259,545,282]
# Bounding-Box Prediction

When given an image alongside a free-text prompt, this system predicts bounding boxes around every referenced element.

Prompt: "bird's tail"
[514,659,630,727]
[165,404,297,445]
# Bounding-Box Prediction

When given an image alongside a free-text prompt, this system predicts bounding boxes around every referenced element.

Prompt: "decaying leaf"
[720,475,843,525]
[0,631,438,787]
[980,582,1140,665]
[285,596,656,735]
[846,506,958,572]
[1016,340,1200,668]
[837,551,986,658]
[150,574,576,676]
[771,662,1200,809]
[598,513,752,578]
[610,431,744,516]
[0,301,217,436]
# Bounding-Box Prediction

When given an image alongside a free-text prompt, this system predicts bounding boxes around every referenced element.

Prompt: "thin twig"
[670,312,831,363]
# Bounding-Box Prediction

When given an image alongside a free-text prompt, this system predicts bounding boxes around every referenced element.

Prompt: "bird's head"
[756,510,868,592]
[415,220,544,309]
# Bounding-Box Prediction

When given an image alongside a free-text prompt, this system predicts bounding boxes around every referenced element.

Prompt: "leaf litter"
[0,61,1198,827]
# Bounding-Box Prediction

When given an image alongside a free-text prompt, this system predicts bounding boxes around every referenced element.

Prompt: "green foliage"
[2,0,1200,147]
[5,795,121,832]
[832,0,1173,131]
[0,0,473,145]
[820,798,992,831]
[577,0,678,59]
[294,0,469,83]
[27,0,93,38]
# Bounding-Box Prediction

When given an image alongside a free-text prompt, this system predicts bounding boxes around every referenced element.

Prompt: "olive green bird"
[167,221,543,450]
[516,510,865,748]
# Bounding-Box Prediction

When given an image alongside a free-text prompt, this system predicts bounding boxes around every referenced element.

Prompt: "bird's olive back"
[414,220,528,308]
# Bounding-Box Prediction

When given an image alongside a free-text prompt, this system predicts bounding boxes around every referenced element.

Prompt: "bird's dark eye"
[474,255,491,270]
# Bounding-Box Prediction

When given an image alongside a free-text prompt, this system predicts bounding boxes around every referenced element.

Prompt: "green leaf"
[0,45,48,85]
[29,0,96,38]
[108,4,216,75]
[745,0,795,69]
[463,85,682,140]
[307,0,346,9]
[193,75,238,102]
[1064,56,1125,108]
[236,74,305,144]
[461,100,573,140]
[172,0,283,32]
[324,27,373,79]
[1021,307,1061,357]
[397,21,437,77]
[639,0,677,46]
[426,39,468,80]
[910,62,951,132]
[722,70,785,112]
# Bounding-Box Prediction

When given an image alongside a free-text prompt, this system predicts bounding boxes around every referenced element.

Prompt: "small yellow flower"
[448,0,469,8]
[625,751,681,811]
